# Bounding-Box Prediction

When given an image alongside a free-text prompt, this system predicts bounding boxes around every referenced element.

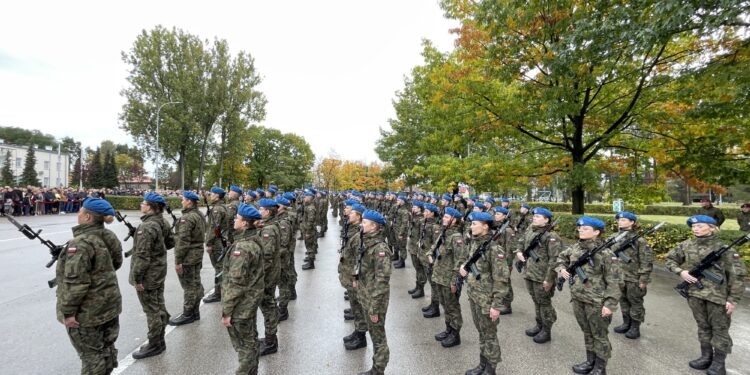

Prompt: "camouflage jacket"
[129,214,175,289]
[56,223,121,327]
[665,234,743,305]
[737,211,750,232]
[408,214,425,254]
[315,197,328,222]
[513,212,532,233]
[607,229,653,284]
[431,226,465,287]
[421,216,440,261]
[394,205,410,239]
[697,205,725,227]
[92,223,123,270]
[338,221,362,287]
[287,208,298,232]
[258,216,281,286]
[493,220,518,267]
[302,201,317,231]
[276,210,294,256]
[225,198,242,243]
[516,225,563,284]
[356,230,392,316]
[221,229,265,319]
[555,238,621,311]
[174,206,207,265]
[464,233,510,312]
[205,202,229,248]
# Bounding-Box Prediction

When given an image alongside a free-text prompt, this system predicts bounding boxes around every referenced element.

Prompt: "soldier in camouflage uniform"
[340,202,368,350]
[301,191,318,270]
[555,216,620,375]
[204,187,230,303]
[169,191,207,326]
[513,204,532,233]
[665,215,744,375]
[421,203,442,318]
[316,191,329,237]
[130,192,175,359]
[609,212,653,339]
[458,212,510,375]
[354,210,392,375]
[515,207,563,345]
[56,198,122,375]
[491,206,518,315]
[256,198,282,356]
[226,186,243,243]
[407,201,426,297]
[283,192,299,300]
[331,191,339,218]
[499,198,514,224]
[275,196,295,321]
[698,198,726,227]
[222,204,265,375]
[90,211,123,271]
[426,207,465,348]
[392,195,410,269]
[737,203,750,232]
[243,190,259,208]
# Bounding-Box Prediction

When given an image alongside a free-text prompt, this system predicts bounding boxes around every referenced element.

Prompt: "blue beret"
[258,198,278,208]
[412,200,424,208]
[442,193,452,201]
[532,207,554,219]
[416,192,426,198]
[469,195,479,201]
[320,191,328,196]
[492,206,509,215]
[230,185,243,195]
[445,207,462,218]
[210,186,225,195]
[453,194,462,199]
[276,197,291,207]
[256,188,264,193]
[351,204,366,213]
[267,186,277,193]
[363,210,386,225]
[423,203,439,214]
[247,191,257,199]
[82,197,115,216]
[470,212,494,223]
[687,215,717,227]
[144,192,166,205]
[345,198,359,206]
[270,184,278,190]
[520,203,530,210]
[351,191,364,198]
[576,216,605,230]
[283,192,296,201]
[237,204,262,220]
[397,194,407,201]
[485,197,495,204]
[615,211,637,221]
[303,191,315,197]
[501,198,510,203]
[183,191,200,201]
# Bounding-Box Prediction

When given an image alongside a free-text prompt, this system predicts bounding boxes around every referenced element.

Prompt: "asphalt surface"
[0,210,748,375]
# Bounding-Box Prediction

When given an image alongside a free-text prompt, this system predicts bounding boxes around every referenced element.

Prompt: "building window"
[44,177,49,186]
[44,161,50,170]
[16,158,21,167]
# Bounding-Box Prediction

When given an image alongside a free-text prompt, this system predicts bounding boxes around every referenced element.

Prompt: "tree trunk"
[198,134,209,189]
[681,177,691,206]
[572,185,585,214]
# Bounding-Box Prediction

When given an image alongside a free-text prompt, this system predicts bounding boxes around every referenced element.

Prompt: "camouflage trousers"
[572,299,612,359]
[525,279,557,327]
[208,247,224,285]
[228,315,259,375]
[278,251,295,308]
[410,253,426,287]
[421,254,438,304]
[318,215,328,234]
[178,263,204,313]
[396,236,407,260]
[688,297,733,353]
[501,263,514,306]
[365,313,389,372]
[347,285,368,332]
[260,286,280,336]
[619,281,647,322]
[67,317,119,375]
[303,229,318,260]
[469,300,502,366]
[137,287,170,341]
[436,283,462,331]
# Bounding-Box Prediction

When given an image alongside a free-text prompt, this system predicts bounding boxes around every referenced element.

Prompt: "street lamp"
[154,101,181,191]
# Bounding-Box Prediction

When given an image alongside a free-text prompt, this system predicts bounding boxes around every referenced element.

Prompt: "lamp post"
[154,101,181,191]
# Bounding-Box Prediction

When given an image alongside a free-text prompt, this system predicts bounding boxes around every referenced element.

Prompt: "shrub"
[510,202,740,219]
[106,195,181,211]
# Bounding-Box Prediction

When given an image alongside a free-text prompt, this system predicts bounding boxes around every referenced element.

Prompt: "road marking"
[0,231,69,242]
[112,287,217,374]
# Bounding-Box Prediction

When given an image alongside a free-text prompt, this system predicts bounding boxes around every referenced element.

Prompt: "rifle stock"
[5,216,65,288]
[516,218,559,273]
[674,233,750,298]
[556,231,628,291]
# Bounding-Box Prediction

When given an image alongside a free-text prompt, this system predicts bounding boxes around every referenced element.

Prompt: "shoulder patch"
[378,251,386,257]
[611,256,619,262]
[263,234,269,238]
[232,250,241,256]
[496,253,505,260]
[733,253,740,260]
[180,219,185,222]
[549,238,556,241]
[67,248,77,254]
[138,230,143,234]
[457,240,463,244]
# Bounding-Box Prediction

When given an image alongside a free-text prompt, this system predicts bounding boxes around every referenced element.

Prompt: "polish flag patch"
[496,254,505,260]
[233,250,241,256]
[378,252,386,257]
[67,248,77,254]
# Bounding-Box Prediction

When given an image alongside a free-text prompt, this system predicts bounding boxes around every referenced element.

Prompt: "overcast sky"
[0,0,457,167]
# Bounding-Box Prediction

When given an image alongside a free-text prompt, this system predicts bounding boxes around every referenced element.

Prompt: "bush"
[511,202,741,219]
[106,195,181,211]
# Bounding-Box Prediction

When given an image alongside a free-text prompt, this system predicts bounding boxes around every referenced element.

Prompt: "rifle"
[165,205,178,231]
[674,233,750,298]
[427,224,447,276]
[556,231,629,291]
[353,226,366,278]
[115,211,138,257]
[339,216,350,253]
[5,216,65,288]
[515,218,560,273]
[455,223,506,298]
[612,222,665,263]
[417,220,426,252]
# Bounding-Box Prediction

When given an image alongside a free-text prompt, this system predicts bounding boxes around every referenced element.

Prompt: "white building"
[0,139,70,187]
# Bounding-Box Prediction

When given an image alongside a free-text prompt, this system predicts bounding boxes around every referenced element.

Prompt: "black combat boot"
[193,309,200,321]
[357,367,384,375]
[589,356,607,375]
[533,324,551,344]
[525,319,542,337]
[391,252,400,261]
[411,287,425,299]
[423,301,440,318]
[498,303,512,315]
[435,323,450,341]
[344,308,352,314]
[259,334,278,356]
[202,286,221,303]
[278,305,289,321]
[343,329,359,343]
[441,326,461,348]
[689,344,713,370]
[482,362,496,375]
[344,310,355,320]
[168,311,197,326]
[572,351,595,374]
[706,350,727,375]
[625,320,640,339]
[613,313,631,334]
[408,284,419,294]
[393,258,405,269]
[290,288,297,300]
[302,259,315,270]
[465,355,487,375]
[132,337,165,360]
[344,331,367,350]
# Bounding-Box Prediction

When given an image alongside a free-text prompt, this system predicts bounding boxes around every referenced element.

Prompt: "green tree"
[0,126,55,148]
[20,146,39,186]
[101,151,119,189]
[1,150,13,185]
[86,148,103,188]
[246,126,314,190]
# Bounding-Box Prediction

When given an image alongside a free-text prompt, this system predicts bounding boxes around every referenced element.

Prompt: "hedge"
[510,202,742,219]
[549,213,749,274]
[106,196,182,211]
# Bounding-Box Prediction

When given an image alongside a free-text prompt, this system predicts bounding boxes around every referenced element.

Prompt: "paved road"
[0,211,748,374]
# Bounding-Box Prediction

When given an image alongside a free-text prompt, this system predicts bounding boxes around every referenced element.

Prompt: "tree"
[315,157,343,191]
[0,126,55,148]
[86,148,103,188]
[71,157,82,188]
[60,136,81,176]
[1,150,13,185]
[246,126,315,190]
[100,151,119,189]
[20,146,39,186]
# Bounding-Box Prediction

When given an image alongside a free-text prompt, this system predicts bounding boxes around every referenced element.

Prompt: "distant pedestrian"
[698,198,725,227]
[737,203,750,232]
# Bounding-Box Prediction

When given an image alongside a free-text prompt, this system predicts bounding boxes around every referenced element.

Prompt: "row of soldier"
[331,191,745,375]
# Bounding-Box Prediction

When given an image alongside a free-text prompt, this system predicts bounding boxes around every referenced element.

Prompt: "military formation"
[23,184,744,375]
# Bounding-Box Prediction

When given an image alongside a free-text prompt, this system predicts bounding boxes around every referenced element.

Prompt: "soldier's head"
[423,203,438,219]
[303,192,314,203]
[236,204,262,230]
[142,192,166,215]
[472,204,483,213]
[576,217,605,240]
[228,185,243,200]
[362,210,385,234]
[209,186,225,203]
[412,201,424,214]
[687,215,718,237]
[182,191,200,209]
[519,204,530,215]
[531,207,553,227]
[258,198,278,219]
[245,191,257,203]
[349,204,365,224]
[700,197,712,208]
[276,197,291,212]
[79,197,115,225]
[470,212,493,237]
[483,197,494,210]
[501,198,510,208]
[492,206,509,222]
[741,203,750,212]
[443,207,463,227]
[615,211,637,230]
